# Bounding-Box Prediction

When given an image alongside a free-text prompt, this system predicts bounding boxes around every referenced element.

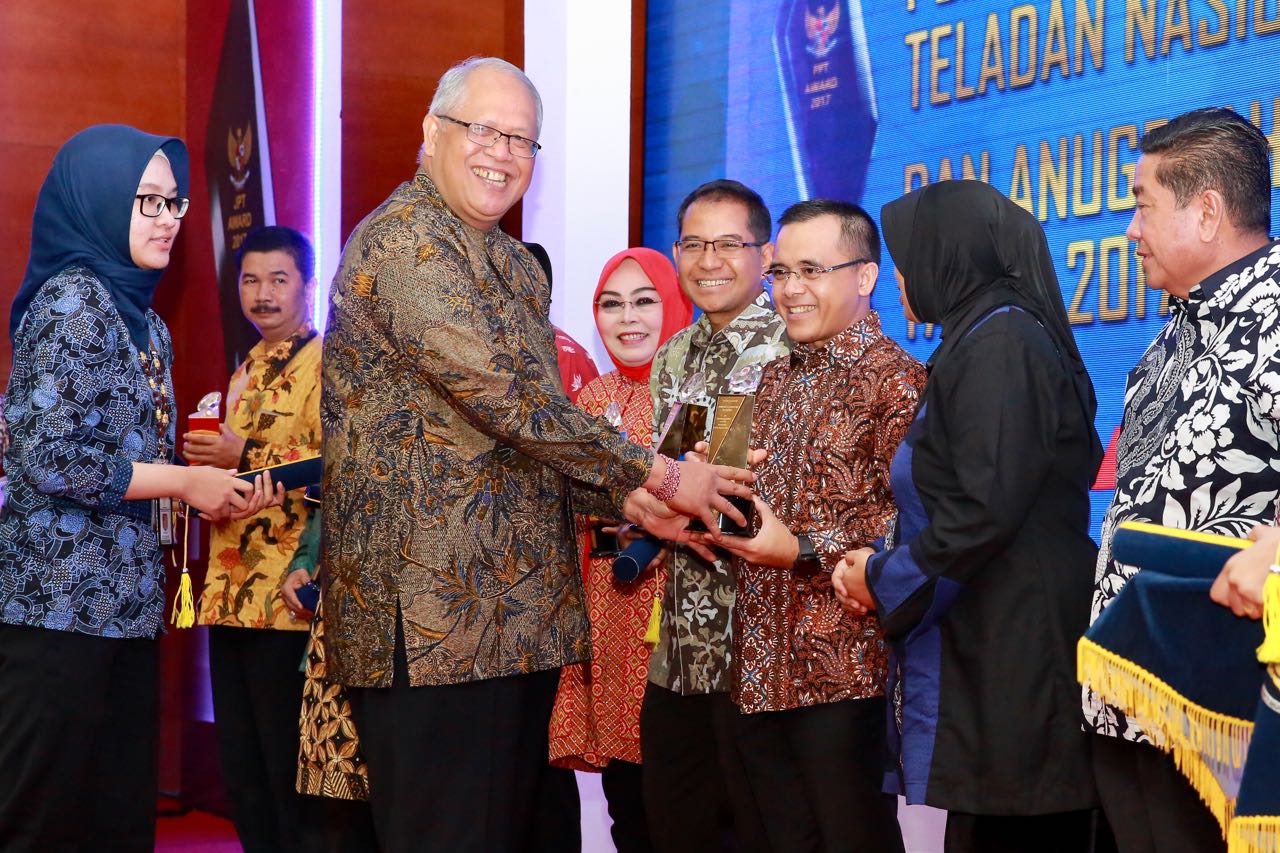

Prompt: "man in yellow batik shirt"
[184,225,321,853]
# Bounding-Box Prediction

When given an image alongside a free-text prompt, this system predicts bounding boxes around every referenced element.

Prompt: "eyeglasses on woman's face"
[595,295,663,315]
[135,194,191,219]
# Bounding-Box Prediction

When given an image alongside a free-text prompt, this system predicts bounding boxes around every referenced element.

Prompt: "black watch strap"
[794,533,822,572]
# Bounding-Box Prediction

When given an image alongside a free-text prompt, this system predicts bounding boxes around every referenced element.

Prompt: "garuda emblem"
[228,124,253,191]
[805,3,840,58]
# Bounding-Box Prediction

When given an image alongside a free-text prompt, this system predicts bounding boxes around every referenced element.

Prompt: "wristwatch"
[794,533,822,573]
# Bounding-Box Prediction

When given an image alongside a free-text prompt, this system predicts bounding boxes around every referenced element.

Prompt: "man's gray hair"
[428,56,543,136]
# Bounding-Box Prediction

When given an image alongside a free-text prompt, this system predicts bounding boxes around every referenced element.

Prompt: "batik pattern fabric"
[553,327,599,404]
[198,327,321,631]
[549,371,664,769]
[1087,240,1280,741]
[0,266,174,639]
[646,291,791,694]
[321,170,652,688]
[733,314,924,714]
[296,595,369,801]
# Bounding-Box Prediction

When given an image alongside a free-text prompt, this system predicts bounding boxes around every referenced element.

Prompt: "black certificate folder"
[235,455,323,492]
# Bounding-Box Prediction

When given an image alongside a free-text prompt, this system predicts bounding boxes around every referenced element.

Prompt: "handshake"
[612,446,763,576]
[628,447,758,537]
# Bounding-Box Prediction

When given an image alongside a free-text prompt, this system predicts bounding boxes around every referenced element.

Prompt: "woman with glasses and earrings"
[0,124,273,852]
[548,247,692,853]
[832,180,1104,853]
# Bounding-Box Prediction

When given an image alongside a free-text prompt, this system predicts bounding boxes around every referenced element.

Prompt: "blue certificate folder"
[1111,520,1252,579]
[235,456,322,492]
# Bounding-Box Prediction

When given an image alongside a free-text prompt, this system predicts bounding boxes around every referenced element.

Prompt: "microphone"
[613,534,663,582]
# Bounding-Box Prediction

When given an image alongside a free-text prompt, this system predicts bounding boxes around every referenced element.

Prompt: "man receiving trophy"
[640,179,791,850]
[701,200,925,850]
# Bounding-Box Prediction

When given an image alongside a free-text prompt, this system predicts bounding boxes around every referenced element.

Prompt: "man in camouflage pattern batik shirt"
[641,180,792,851]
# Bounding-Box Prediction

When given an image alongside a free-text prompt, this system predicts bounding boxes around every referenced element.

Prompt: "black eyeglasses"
[436,114,542,158]
[135,194,191,219]
[674,238,765,257]
[765,258,871,284]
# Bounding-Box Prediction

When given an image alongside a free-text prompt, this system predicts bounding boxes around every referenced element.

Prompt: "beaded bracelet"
[650,454,682,503]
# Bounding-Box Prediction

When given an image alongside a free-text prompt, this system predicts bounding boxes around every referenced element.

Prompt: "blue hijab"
[10,124,190,353]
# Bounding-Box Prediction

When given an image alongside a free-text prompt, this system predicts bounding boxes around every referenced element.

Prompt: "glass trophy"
[706,364,764,536]
[773,0,878,202]
[188,391,222,438]
[655,371,709,461]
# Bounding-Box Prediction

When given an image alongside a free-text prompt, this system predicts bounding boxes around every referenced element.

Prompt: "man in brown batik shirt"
[320,56,751,852]
[709,200,925,852]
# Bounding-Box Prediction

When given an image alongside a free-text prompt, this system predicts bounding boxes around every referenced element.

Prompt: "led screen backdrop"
[643,0,1280,531]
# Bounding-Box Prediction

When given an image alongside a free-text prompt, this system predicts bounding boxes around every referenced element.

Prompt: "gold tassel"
[169,503,196,628]
[1257,554,1280,664]
[1079,636,1255,836]
[170,570,195,628]
[644,596,662,647]
[1228,816,1280,853]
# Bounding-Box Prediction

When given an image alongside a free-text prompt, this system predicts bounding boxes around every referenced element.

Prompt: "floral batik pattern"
[553,327,599,403]
[296,599,369,801]
[646,291,791,694]
[0,267,174,639]
[734,313,926,713]
[321,171,652,688]
[197,327,321,631]
[1087,241,1280,740]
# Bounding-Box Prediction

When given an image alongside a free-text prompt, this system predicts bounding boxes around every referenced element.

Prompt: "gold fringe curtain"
[1077,636,1252,835]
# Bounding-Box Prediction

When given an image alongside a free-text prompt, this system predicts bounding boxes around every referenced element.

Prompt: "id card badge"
[156,497,175,545]
[152,454,175,546]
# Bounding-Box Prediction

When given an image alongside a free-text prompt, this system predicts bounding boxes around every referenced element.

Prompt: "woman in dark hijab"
[833,180,1104,852]
[0,125,264,850]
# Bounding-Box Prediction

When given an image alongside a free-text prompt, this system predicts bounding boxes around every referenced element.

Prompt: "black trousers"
[0,623,158,852]
[296,795,382,853]
[208,625,313,853]
[727,695,904,853]
[348,613,572,853]
[640,683,769,853]
[1092,734,1225,853]
[943,810,1096,853]
[602,759,651,853]
[532,761,582,852]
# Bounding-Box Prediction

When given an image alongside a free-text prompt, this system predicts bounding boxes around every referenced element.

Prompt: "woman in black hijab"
[0,125,264,850]
[834,180,1104,852]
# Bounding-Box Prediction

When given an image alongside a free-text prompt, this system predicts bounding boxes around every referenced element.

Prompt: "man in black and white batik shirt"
[1088,107,1280,853]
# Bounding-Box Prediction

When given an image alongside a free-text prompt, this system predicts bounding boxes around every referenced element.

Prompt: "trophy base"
[588,526,620,559]
[717,495,757,537]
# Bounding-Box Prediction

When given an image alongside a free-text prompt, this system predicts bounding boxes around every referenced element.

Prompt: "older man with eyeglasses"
[319,57,756,852]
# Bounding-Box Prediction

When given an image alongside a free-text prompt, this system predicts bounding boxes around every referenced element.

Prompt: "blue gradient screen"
[643,0,1280,532]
